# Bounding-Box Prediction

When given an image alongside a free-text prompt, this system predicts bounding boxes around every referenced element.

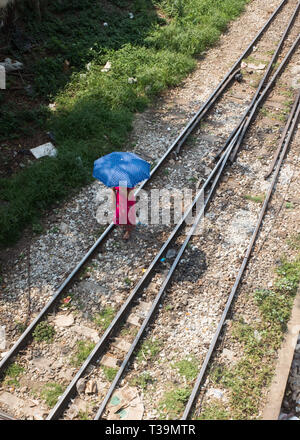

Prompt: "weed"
[32,321,55,343]
[197,402,230,420]
[287,233,300,250]
[158,386,191,419]
[172,357,198,381]
[94,306,115,330]
[41,382,64,408]
[2,362,25,387]
[165,304,173,311]
[15,321,27,334]
[130,372,154,390]
[285,202,294,209]
[78,409,90,420]
[243,194,264,203]
[124,277,132,286]
[70,340,95,367]
[101,365,119,382]
[136,338,162,363]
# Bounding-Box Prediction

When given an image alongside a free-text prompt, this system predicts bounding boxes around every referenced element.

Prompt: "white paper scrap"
[30,142,57,159]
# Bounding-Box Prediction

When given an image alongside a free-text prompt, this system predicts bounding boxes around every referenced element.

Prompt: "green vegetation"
[285,202,294,209]
[158,386,191,419]
[32,321,55,343]
[172,357,198,381]
[41,382,65,408]
[197,402,230,420]
[70,340,96,367]
[78,409,90,420]
[101,365,119,382]
[124,277,132,286]
[0,0,250,246]
[206,253,300,419]
[136,337,162,362]
[2,362,25,387]
[94,306,115,330]
[287,233,300,250]
[130,371,154,389]
[243,194,265,203]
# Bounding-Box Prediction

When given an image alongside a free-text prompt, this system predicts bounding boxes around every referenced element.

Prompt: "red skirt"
[113,187,136,226]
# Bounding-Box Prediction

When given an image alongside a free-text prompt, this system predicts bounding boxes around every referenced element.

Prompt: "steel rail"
[46,130,235,420]
[215,0,300,162]
[0,65,238,378]
[225,32,300,167]
[93,126,242,420]
[172,0,288,156]
[229,2,300,163]
[181,88,300,421]
[47,103,246,421]
[95,33,300,421]
[0,1,285,377]
[264,90,300,178]
[0,1,290,422]
[40,17,300,422]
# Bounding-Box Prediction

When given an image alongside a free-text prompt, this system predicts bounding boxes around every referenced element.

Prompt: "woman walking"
[93,151,150,239]
[112,186,136,240]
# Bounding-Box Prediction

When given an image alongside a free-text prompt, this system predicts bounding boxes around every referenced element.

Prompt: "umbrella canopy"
[93,152,150,188]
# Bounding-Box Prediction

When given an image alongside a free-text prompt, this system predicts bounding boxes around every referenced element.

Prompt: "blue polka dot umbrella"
[93,152,150,188]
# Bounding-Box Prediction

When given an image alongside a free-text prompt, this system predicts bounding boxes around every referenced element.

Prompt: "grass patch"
[32,321,55,343]
[94,306,115,330]
[172,357,198,381]
[158,386,191,419]
[130,371,154,389]
[243,194,265,203]
[2,362,25,388]
[136,337,162,363]
[40,382,65,408]
[101,365,119,382]
[70,340,96,367]
[197,402,230,420]
[0,0,250,247]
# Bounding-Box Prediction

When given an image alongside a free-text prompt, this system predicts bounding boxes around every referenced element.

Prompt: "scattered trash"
[0,58,23,73]
[30,142,57,159]
[166,249,176,259]
[235,72,243,82]
[207,388,224,400]
[129,13,134,19]
[160,258,166,262]
[247,63,266,71]
[101,61,111,73]
[103,22,108,26]
[107,385,144,420]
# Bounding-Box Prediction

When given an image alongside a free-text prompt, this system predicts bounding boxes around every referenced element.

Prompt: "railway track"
[0,0,300,420]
